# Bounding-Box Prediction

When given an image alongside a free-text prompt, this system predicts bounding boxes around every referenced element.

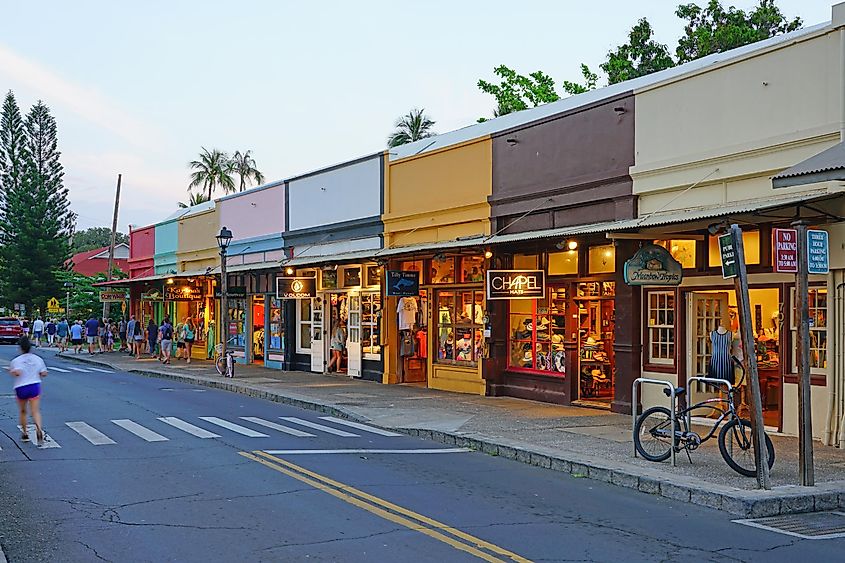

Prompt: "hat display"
[551,334,562,344]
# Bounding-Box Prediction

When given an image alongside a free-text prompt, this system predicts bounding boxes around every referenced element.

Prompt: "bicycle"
[214,343,236,378]
[633,357,775,477]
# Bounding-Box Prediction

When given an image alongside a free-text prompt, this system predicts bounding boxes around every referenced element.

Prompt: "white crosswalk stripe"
[279,417,358,437]
[67,367,91,373]
[47,366,71,373]
[17,425,61,448]
[199,417,269,437]
[111,419,168,442]
[318,416,402,437]
[88,367,114,374]
[66,422,116,445]
[158,417,220,438]
[240,417,316,437]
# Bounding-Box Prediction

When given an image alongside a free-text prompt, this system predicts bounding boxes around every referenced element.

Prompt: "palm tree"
[387,108,436,148]
[230,150,265,192]
[178,192,211,209]
[188,147,235,199]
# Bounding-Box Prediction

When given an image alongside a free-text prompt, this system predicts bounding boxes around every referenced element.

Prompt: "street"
[0,346,841,562]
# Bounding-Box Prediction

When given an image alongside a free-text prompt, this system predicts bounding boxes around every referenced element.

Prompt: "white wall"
[288,156,381,231]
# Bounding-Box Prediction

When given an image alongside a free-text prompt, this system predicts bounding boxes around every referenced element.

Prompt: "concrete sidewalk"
[55,349,845,517]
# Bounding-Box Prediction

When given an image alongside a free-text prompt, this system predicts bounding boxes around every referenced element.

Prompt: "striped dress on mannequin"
[709,330,734,382]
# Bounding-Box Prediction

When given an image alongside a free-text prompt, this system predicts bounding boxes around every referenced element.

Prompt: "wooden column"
[612,239,641,414]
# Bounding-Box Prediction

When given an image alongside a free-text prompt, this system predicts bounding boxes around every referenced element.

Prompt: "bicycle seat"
[663,386,685,397]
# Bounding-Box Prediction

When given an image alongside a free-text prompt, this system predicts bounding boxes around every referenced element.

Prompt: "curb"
[57,353,845,518]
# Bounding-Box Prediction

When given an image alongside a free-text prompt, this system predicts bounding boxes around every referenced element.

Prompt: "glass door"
[687,292,729,377]
[347,292,362,377]
[310,296,325,373]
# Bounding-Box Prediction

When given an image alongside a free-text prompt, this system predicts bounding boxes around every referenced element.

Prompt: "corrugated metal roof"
[389,23,827,161]
[485,190,831,244]
[772,142,845,187]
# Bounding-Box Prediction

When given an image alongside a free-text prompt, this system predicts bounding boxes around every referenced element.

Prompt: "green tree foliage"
[561,64,599,96]
[178,192,211,209]
[71,227,128,253]
[55,269,127,322]
[675,0,802,63]
[387,108,436,148]
[602,18,676,85]
[477,66,561,119]
[188,147,235,199]
[230,149,265,192]
[0,95,75,315]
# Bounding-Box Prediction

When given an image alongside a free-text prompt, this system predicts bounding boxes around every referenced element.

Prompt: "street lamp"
[63,281,74,319]
[216,227,233,360]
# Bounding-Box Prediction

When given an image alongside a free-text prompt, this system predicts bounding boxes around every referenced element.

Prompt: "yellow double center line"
[240,450,532,562]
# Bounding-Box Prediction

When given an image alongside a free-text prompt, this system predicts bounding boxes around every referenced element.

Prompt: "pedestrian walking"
[159,317,173,365]
[7,336,48,447]
[56,318,69,352]
[182,317,196,364]
[132,316,144,359]
[98,319,108,354]
[32,317,44,347]
[70,320,84,354]
[21,319,29,337]
[175,318,185,360]
[147,318,158,358]
[118,317,127,352]
[45,319,57,347]
[85,315,99,355]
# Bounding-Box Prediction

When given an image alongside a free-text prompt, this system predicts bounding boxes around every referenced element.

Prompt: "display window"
[791,287,827,372]
[343,266,361,287]
[268,298,284,352]
[508,286,567,374]
[435,289,484,366]
[321,269,338,290]
[548,251,578,275]
[361,291,381,359]
[365,265,381,287]
[654,239,696,269]
[252,295,265,361]
[432,257,455,284]
[460,256,485,283]
[297,298,313,353]
[646,291,675,365]
[513,254,538,269]
[708,231,760,267]
[588,244,615,274]
[228,298,246,348]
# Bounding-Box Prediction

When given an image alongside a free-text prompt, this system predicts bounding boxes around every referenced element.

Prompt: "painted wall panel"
[288,154,382,231]
[177,208,219,255]
[218,182,286,242]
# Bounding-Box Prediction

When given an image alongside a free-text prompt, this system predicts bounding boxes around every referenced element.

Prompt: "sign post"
[726,225,771,489]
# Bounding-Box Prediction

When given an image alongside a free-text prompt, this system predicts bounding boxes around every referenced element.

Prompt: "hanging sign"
[213,286,246,298]
[773,228,798,273]
[807,229,829,275]
[386,271,419,297]
[718,233,738,279]
[140,289,163,301]
[163,286,203,301]
[99,290,129,302]
[486,270,545,300]
[276,277,316,299]
[623,244,683,286]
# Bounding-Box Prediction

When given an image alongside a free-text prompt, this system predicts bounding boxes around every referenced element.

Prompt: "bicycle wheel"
[718,418,775,478]
[634,406,676,462]
[215,356,226,376]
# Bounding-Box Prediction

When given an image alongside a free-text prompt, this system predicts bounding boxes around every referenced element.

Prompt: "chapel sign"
[623,244,683,286]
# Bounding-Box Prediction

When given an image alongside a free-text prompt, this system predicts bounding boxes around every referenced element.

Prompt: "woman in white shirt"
[8,336,48,446]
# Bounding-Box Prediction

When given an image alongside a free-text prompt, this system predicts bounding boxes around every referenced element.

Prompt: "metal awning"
[227,261,281,273]
[772,142,845,188]
[94,267,220,286]
[485,190,835,245]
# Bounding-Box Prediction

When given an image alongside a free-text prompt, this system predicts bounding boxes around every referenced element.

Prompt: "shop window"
[321,269,338,290]
[343,266,361,287]
[513,254,538,269]
[361,291,382,359]
[791,287,828,372]
[297,298,313,353]
[654,239,696,269]
[708,231,760,267]
[228,298,246,348]
[435,289,485,366]
[588,244,615,274]
[508,286,567,374]
[548,251,578,275]
[647,291,675,365]
[268,298,284,352]
[365,265,381,287]
[460,256,485,283]
[432,257,455,284]
[400,260,424,283]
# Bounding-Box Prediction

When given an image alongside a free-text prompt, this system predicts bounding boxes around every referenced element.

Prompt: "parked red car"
[0,317,23,344]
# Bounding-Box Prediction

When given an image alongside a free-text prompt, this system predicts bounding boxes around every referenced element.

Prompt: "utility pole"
[103,174,122,321]
[729,225,771,489]
[793,219,815,486]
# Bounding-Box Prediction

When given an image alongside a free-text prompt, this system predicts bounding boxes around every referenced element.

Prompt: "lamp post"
[216,226,233,360]
[63,281,74,319]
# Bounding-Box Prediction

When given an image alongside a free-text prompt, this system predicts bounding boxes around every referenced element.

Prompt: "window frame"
[361,290,382,360]
[506,285,568,377]
[788,286,828,379]
[645,290,677,368]
[296,297,314,354]
[434,288,485,367]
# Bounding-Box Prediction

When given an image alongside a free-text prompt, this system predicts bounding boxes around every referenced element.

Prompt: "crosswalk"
[6,415,398,449]
[0,361,112,374]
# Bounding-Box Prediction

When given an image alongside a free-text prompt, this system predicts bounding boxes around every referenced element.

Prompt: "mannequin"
[709,323,734,382]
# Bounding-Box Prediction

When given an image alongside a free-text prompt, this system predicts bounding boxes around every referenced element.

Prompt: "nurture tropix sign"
[276,277,316,299]
[623,244,683,286]
[486,270,545,300]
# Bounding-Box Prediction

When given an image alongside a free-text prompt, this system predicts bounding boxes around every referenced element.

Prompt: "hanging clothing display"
[400,330,416,357]
[709,329,734,382]
[397,297,418,331]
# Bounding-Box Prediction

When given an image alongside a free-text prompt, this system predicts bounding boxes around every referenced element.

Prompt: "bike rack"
[632,378,677,467]
[685,377,733,431]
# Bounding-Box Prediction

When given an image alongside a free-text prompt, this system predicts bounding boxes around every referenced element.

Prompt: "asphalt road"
[0,346,843,562]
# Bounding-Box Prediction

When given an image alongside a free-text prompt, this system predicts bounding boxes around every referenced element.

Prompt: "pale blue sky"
[0,0,832,230]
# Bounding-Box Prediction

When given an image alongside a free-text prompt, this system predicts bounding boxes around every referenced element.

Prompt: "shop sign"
[623,244,683,286]
[276,277,316,299]
[228,322,238,335]
[718,233,738,279]
[808,229,829,275]
[99,290,129,302]
[773,228,798,273]
[486,270,545,300]
[386,270,419,296]
[140,289,163,301]
[213,286,246,298]
[163,285,203,301]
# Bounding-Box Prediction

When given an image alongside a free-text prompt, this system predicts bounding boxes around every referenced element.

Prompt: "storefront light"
[484,250,493,259]
[567,241,578,251]
[285,267,294,275]
[166,278,174,285]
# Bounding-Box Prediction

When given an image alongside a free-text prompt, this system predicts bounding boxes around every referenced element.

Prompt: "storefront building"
[383,137,492,394]
[283,153,385,382]
[127,224,156,323]
[218,180,286,368]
